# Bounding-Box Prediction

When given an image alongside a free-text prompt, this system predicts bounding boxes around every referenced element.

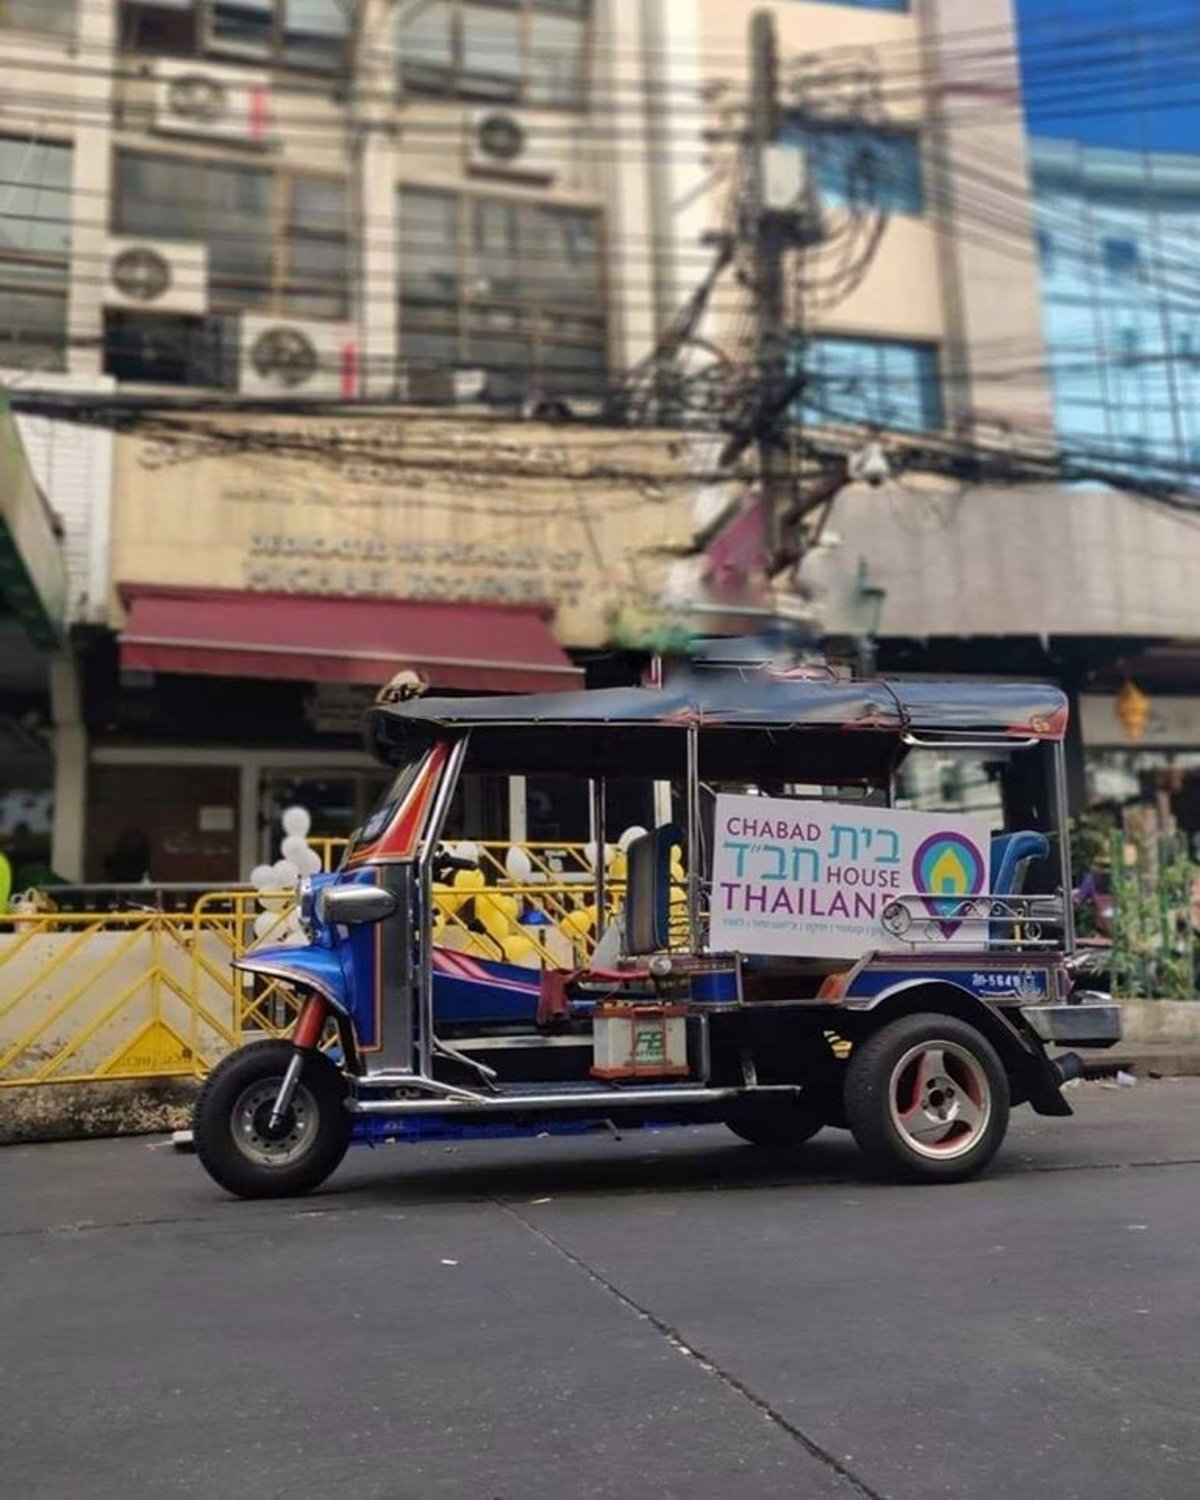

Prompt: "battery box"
[591,1003,690,1080]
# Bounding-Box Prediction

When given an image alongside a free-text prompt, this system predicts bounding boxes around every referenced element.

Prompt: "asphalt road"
[4,1081,1200,1500]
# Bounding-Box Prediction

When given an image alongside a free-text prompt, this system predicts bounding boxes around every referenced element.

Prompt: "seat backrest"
[990,831,1050,897]
[624,823,682,956]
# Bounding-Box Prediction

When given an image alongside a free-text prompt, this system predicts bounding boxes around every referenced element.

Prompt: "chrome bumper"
[1021,1000,1122,1048]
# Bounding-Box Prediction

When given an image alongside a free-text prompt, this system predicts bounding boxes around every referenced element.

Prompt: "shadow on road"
[320,1128,883,1208]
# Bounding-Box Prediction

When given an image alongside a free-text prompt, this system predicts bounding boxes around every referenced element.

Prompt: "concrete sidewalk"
[1078,998,1200,1078]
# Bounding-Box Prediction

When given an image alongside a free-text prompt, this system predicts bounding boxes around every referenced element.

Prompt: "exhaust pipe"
[1054,1052,1085,1084]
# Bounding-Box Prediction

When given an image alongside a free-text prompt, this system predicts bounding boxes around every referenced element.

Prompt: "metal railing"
[0,840,681,1090]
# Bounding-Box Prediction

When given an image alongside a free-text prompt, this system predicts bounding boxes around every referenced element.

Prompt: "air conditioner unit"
[239,315,360,399]
[153,60,272,147]
[103,238,209,316]
[467,109,557,183]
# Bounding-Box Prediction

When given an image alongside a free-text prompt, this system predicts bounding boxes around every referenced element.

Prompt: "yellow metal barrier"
[0,840,685,1090]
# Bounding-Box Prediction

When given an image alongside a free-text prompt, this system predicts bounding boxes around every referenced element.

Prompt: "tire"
[194,1040,351,1199]
[724,1097,826,1148]
[844,1013,1010,1184]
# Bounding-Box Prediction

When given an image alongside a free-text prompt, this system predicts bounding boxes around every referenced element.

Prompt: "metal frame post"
[1051,739,1077,955]
[415,737,468,1079]
[590,778,608,925]
[686,725,702,950]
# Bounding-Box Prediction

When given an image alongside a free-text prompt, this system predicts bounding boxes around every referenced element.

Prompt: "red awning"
[118,586,584,694]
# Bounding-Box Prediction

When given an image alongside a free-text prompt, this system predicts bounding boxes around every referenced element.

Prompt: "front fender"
[234,942,351,1017]
[843,977,1072,1117]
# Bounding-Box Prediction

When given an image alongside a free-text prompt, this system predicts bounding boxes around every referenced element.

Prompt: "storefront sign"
[112,414,719,648]
[1080,693,1200,749]
[0,394,68,648]
[709,794,991,960]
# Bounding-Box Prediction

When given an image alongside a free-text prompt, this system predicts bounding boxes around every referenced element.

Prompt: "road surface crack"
[499,1200,889,1500]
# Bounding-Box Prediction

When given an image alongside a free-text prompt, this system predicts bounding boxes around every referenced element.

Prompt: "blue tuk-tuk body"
[194,668,1121,1195]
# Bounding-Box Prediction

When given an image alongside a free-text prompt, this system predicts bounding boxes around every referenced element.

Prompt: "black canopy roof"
[369,673,1067,782]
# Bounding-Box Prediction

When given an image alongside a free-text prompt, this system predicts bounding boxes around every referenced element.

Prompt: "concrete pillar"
[50,653,87,881]
[592,0,659,374]
[921,0,1055,448]
[66,0,116,379]
[352,0,399,398]
[640,0,708,340]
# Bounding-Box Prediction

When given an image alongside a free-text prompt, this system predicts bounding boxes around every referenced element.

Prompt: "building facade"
[0,0,1056,882]
[1032,136,1200,489]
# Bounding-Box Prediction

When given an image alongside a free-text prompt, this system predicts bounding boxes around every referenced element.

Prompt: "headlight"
[298,876,315,931]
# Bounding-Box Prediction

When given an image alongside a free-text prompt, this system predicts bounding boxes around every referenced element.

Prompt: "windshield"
[342,741,436,867]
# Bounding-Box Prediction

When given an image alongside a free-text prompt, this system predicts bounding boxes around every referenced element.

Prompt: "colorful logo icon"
[912,832,987,937]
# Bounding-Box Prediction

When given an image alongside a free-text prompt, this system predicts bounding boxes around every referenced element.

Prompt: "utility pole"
[748,9,791,572]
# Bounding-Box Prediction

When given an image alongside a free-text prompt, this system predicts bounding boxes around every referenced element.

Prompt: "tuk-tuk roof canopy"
[371,672,1067,782]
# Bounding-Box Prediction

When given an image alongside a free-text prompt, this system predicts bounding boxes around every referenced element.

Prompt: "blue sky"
[1017,0,1200,154]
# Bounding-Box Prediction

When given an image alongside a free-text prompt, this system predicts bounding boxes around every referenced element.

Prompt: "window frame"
[113,147,350,319]
[0,133,73,371]
[818,0,910,12]
[396,0,592,111]
[0,0,75,39]
[798,333,944,436]
[397,181,608,401]
[785,118,924,218]
[120,0,350,75]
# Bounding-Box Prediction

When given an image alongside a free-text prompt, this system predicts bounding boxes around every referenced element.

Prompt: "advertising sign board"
[709,794,992,960]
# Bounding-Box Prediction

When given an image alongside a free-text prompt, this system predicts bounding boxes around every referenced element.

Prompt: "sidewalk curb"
[1074,1048,1200,1080]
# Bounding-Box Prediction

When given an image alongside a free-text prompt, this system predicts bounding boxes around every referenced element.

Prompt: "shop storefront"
[0,393,68,891]
[86,412,716,881]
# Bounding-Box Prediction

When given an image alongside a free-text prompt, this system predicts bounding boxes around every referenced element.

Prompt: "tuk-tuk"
[193,665,1121,1196]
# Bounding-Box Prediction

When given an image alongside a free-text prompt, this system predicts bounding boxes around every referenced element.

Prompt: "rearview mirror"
[320,885,397,926]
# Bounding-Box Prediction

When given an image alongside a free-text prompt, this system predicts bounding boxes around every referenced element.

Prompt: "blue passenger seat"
[990,831,1050,896]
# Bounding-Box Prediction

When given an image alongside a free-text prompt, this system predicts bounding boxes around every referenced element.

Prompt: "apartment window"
[1101,236,1141,280]
[1036,227,1055,273]
[0,137,72,371]
[104,311,240,387]
[784,121,923,216]
[798,336,943,434]
[0,1,74,36]
[398,0,590,108]
[398,185,606,402]
[114,150,348,315]
[121,0,349,72]
[1116,327,1140,368]
[818,0,910,11]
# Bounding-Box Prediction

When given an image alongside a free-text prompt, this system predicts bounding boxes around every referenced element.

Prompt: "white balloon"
[618,825,648,853]
[504,845,532,882]
[281,805,312,838]
[272,859,300,887]
[281,834,310,866]
[249,863,274,889]
[582,841,598,869]
[298,845,323,875]
[455,841,480,866]
[253,911,277,941]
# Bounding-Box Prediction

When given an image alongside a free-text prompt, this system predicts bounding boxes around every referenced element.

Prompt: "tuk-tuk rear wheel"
[844,1013,1010,1184]
[194,1039,351,1199]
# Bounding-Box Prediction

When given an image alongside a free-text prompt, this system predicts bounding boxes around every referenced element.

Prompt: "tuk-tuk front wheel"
[844,1014,1010,1184]
[194,1040,351,1199]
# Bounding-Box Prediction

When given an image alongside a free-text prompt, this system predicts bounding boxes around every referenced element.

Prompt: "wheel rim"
[231,1078,318,1168]
[887,1041,992,1161]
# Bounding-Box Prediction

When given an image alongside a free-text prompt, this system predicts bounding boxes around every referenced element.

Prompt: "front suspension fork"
[268,994,327,1130]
